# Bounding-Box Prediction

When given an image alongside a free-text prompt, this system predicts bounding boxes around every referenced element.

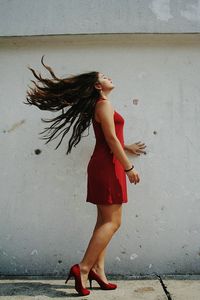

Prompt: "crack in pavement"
[156,274,173,300]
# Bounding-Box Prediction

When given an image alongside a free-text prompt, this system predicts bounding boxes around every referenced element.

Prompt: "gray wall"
[0,0,200,277]
[0,33,200,276]
[0,0,200,36]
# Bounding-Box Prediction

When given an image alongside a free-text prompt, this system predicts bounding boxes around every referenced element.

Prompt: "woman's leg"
[91,247,108,282]
[79,204,122,287]
[90,206,109,283]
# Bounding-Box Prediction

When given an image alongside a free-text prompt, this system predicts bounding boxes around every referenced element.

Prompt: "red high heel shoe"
[65,264,90,296]
[88,269,117,290]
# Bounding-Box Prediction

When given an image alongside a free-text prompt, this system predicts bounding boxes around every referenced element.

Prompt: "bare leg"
[92,247,108,283]
[90,207,109,283]
[79,204,122,287]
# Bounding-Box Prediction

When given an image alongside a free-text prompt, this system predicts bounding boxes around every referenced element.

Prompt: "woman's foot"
[65,264,90,296]
[91,266,109,284]
[78,263,90,288]
[88,268,117,290]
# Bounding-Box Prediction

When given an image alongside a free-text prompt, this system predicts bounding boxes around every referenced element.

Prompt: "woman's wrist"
[124,144,129,151]
[124,164,134,172]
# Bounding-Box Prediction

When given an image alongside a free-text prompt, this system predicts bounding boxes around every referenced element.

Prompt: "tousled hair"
[24,56,100,154]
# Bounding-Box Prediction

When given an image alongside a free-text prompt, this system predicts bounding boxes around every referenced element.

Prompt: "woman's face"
[96,73,115,91]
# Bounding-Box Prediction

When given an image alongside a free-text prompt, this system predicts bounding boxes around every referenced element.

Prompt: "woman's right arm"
[96,101,140,184]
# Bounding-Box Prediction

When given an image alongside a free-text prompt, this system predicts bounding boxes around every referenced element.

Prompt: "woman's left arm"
[124,141,147,156]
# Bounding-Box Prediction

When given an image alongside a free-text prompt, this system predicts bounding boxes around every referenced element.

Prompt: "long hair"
[24,56,100,154]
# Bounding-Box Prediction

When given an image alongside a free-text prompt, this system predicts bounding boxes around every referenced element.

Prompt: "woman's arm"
[95,101,132,170]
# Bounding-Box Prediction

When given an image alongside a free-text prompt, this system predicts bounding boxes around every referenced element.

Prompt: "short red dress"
[86,100,128,205]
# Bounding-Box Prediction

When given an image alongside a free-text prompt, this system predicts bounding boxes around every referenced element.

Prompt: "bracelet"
[124,165,134,172]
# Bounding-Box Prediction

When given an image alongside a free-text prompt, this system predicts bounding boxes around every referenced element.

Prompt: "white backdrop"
[0,34,200,276]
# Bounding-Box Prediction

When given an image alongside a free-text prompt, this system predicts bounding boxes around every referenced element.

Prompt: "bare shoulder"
[96,100,114,113]
[95,100,114,123]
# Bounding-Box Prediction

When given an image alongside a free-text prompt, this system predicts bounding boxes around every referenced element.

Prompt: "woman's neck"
[100,90,111,100]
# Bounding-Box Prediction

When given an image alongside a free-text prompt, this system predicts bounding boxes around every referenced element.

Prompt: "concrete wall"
[0,34,200,276]
[1,0,200,36]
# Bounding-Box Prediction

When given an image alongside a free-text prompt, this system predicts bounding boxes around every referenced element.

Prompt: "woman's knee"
[102,219,120,234]
[97,204,122,231]
[113,217,121,231]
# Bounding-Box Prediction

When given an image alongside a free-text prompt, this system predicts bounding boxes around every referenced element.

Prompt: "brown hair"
[24,56,100,154]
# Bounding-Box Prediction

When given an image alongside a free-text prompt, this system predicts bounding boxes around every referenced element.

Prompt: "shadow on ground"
[0,281,80,298]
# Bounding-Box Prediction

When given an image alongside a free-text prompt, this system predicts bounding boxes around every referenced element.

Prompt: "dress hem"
[86,200,128,205]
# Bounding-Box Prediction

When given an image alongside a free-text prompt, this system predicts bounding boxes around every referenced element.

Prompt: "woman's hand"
[125,141,147,156]
[126,168,140,184]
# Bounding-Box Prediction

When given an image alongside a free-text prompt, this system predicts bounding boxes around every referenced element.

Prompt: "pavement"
[0,278,200,300]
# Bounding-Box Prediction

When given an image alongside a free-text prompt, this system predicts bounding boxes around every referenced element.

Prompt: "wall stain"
[133,99,139,105]
[30,249,38,256]
[149,0,173,22]
[180,1,200,22]
[35,149,42,155]
[130,253,138,260]
[115,256,121,262]
[5,119,26,133]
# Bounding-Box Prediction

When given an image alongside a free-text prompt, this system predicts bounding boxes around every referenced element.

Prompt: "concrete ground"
[0,278,200,300]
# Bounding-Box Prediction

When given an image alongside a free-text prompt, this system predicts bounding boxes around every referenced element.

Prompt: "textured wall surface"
[0,0,200,36]
[0,34,200,276]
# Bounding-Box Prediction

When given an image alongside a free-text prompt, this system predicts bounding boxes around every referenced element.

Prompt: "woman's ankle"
[79,262,90,274]
[92,264,104,273]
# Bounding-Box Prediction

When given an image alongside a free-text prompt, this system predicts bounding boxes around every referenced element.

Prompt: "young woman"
[25,56,146,296]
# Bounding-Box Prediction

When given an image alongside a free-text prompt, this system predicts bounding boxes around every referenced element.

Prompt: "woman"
[25,56,146,296]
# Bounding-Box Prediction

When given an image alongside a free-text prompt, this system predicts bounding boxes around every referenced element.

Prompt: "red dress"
[86,100,128,205]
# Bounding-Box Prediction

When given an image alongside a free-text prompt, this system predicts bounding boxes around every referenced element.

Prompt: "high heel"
[65,264,90,296]
[88,269,117,290]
